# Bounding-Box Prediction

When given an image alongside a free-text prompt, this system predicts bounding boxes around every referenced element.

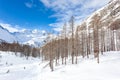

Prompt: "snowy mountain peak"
[0,25,17,43]
[13,29,48,47]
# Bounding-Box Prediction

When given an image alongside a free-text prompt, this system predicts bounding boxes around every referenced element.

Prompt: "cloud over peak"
[40,0,110,32]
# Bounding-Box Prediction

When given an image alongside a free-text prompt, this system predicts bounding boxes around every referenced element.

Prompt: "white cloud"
[40,0,110,32]
[25,2,33,8]
[0,22,47,35]
[25,0,36,8]
[49,22,63,32]
[83,0,111,9]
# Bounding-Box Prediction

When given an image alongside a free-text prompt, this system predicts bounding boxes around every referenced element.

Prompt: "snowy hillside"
[13,29,47,47]
[0,51,120,80]
[0,25,16,43]
[0,24,47,46]
[77,0,120,31]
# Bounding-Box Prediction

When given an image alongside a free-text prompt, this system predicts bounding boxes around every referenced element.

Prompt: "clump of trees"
[41,16,120,71]
[0,41,40,58]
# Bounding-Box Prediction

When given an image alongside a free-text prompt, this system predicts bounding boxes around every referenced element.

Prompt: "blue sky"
[0,0,56,31]
[0,0,110,33]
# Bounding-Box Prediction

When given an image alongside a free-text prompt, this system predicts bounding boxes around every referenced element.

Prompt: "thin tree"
[92,14,100,63]
[69,16,75,64]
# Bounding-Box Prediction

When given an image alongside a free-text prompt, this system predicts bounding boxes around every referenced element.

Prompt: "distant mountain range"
[0,25,47,47]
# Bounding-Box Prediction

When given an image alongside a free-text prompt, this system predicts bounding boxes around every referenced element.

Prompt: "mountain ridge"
[0,25,47,46]
[77,0,120,31]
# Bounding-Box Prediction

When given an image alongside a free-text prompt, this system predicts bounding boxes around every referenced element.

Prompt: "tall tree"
[69,16,75,64]
[92,14,100,63]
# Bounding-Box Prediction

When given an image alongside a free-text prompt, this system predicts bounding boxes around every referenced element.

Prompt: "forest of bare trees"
[0,41,40,58]
[41,16,120,71]
[0,16,119,71]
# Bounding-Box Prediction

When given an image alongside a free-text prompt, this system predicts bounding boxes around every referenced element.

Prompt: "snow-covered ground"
[0,51,120,80]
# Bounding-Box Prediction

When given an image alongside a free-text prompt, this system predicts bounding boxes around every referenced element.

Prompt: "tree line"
[0,41,40,58]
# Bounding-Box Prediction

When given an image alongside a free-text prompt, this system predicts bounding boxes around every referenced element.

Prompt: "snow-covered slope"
[77,0,120,30]
[0,51,120,80]
[13,29,47,47]
[0,24,47,46]
[0,25,16,43]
